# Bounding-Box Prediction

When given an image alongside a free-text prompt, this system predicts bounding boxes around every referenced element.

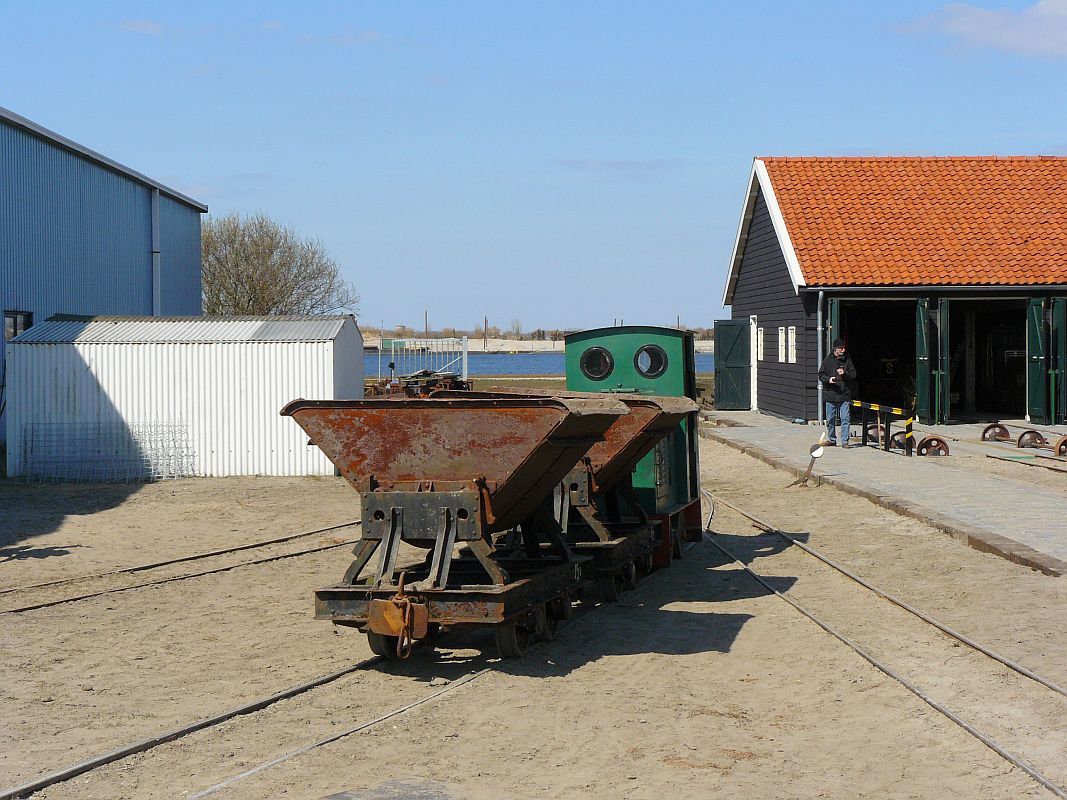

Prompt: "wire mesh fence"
[21,422,198,483]
[375,337,468,381]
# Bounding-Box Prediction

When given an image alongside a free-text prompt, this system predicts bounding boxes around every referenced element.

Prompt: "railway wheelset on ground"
[282,326,703,659]
[981,422,1067,456]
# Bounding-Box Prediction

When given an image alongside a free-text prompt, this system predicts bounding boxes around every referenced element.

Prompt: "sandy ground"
[0,477,360,587]
[2,440,1064,799]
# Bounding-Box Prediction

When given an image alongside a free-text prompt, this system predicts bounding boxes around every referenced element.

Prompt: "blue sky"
[3,1,1067,331]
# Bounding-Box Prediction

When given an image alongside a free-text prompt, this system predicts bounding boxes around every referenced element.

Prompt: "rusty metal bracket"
[575,503,614,543]
[532,501,574,561]
[467,539,508,585]
[420,507,460,590]
[373,507,404,586]
[342,539,381,584]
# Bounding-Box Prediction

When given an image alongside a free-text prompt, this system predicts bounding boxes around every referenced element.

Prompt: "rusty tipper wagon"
[281,395,627,658]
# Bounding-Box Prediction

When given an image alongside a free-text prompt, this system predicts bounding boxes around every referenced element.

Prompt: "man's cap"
[832,338,846,348]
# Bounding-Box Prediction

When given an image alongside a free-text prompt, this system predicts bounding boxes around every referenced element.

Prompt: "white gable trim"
[721,159,806,306]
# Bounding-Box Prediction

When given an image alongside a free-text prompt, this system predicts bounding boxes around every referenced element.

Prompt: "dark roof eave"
[0,105,208,213]
[802,283,1067,292]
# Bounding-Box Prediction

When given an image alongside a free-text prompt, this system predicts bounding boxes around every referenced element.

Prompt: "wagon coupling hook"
[392,572,416,659]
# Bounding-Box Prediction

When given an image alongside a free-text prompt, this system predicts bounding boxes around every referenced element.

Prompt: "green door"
[1027,298,1050,424]
[937,298,951,423]
[915,299,931,422]
[828,297,841,351]
[1053,298,1066,424]
[714,319,750,410]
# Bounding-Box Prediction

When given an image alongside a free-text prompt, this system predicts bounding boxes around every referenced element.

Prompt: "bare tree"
[202,213,359,315]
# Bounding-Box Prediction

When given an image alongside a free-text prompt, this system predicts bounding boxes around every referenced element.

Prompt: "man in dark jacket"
[819,338,858,447]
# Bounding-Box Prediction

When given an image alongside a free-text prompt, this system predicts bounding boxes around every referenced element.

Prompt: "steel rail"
[186,544,696,797]
[707,492,1067,699]
[0,657,384,800]
[188,668,492,798]
[984,453,1067,473]
[701,527,1067,800]
[4,539,361,614]
[0,520,361,596]
[2,531,680,798]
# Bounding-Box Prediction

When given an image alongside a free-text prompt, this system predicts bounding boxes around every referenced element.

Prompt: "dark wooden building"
[716,156,1067,425]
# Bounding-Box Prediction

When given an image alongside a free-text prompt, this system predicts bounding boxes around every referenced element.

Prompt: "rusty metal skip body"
[431,390,698,601]
[282,396,628,658]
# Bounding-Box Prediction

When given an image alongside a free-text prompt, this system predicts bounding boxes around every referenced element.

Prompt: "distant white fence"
[376,337,468,380]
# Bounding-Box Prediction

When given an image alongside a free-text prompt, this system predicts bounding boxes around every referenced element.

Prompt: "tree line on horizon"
[200,212,711,338]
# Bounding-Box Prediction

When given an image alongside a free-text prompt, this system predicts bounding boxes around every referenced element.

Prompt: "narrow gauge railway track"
[184,555,690,799]
[705,491,1067,798]
[2,548,684,800]
[0,657,384,800]
[1,520,360,596]
[2,522,361,614]
[985,453,1067,473]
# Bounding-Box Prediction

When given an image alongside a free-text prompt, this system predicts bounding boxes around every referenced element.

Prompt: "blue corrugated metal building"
[0,106,207,445]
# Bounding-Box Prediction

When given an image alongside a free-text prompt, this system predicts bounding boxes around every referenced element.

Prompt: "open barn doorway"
[837,300,915,410]
[836,298,1028,421]
[947,299,1026,420]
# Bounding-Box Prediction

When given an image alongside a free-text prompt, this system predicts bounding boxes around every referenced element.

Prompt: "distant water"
[363,351,713,377]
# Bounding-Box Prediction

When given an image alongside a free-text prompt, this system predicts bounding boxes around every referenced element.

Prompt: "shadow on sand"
[364,533,800,682]
[0,481,142,554]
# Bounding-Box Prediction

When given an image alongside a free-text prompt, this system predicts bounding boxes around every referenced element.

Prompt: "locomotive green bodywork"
[565,326,699,516]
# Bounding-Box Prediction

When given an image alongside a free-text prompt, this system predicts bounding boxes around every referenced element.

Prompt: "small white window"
[778,327,786,363]
[756,327,764,361]
[787,326,797,364]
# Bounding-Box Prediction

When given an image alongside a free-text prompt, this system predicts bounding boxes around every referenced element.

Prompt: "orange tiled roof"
[760,156,1067,286]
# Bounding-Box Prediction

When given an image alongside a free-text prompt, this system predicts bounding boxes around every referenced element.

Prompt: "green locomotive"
[565,325,703,563]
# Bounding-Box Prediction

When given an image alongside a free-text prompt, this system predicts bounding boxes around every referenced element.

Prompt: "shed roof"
[723,156,1067,303]
[0,106,208,212]
[12,315,356,344]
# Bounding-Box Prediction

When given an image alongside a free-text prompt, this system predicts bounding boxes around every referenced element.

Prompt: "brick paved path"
[701,412,1067,574]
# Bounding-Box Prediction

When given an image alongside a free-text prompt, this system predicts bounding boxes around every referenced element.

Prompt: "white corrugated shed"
[6,315,363,478]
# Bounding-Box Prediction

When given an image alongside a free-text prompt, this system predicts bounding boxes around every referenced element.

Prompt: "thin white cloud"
[333,30,382,45]
[924,0,1067,58]
[262,20,284,31]
[119,19,164,35]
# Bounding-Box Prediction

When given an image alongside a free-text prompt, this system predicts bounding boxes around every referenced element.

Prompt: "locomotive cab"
[564,326,703,561]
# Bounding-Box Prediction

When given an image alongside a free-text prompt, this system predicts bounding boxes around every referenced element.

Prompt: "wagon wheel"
[532,603,556,642]
[549,594,572,621]
[366,631,402,660]
[890,431,907,450]
[671,515,685,560]
[1055,435,1067,457]
[1017,430,1047,449]
[917,435,950,457]
[638,551,656,575]
[865,424,884,443]
[981,423,1010,442]
[620,560,639,591]
[495,618,531,658]
[596,573,620,603]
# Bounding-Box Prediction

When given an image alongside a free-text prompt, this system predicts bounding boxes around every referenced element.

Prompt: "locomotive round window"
[634,345,668,378]
[580,347,614,381]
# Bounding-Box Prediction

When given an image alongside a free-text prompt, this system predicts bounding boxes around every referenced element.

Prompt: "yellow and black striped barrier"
[851,399,915,456]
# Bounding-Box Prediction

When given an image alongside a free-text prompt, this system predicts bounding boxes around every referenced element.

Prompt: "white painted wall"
[7,320,363,477]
